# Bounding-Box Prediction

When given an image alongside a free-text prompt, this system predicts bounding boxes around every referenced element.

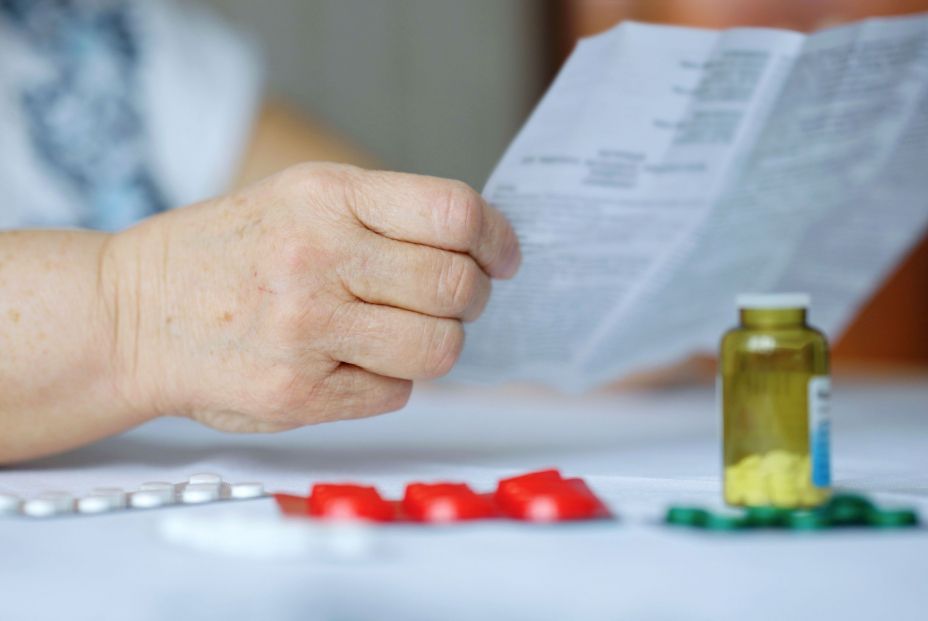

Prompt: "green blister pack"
[665,493,920,532]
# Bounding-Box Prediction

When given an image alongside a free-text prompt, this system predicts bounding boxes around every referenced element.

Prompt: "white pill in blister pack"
[78,495,119,514]
[22,498,58,518]
[130,488,175,509]
[182,483,221,504]
[0,493,22,515]
[230,482,265,499]
[13,473,264,518]
[23,492,74,517]
[188,473,222,485]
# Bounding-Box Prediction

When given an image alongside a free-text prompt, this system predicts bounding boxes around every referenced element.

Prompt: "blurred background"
[205,0,928,369]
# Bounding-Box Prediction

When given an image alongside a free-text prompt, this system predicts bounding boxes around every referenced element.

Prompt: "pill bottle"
[719,293,830,508]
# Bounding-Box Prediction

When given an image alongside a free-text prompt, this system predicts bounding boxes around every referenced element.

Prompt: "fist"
[106,164,520,432]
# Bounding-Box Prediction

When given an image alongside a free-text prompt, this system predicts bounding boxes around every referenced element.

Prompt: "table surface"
[1,373,926,621]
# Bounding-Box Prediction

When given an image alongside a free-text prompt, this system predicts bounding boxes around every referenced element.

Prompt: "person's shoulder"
[137,0,265,208]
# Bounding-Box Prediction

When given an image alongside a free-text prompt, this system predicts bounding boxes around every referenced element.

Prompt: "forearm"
[0,230,148,463]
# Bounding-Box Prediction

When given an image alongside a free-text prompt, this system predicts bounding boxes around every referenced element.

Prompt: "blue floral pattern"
[1,0,165,230]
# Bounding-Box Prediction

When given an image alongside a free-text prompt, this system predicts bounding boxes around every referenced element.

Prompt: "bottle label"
[808,376,831,487]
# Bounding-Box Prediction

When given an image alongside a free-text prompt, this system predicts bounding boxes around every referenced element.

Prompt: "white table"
[1,374,926,621]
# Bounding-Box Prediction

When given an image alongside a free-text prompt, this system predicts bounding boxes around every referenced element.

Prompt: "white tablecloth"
[1,374,926,621]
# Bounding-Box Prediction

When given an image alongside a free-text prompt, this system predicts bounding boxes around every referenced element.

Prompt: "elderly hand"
[104,164,520,432]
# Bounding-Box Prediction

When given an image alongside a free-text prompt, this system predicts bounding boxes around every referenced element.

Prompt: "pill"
[739,455,762,470]
[743,488,770,507]
[704,510,750,531]
[826,494,873,526]
[867,508,919,528]
[78,495,120,514]
[130,489,174,509]
[403,482,494,522]
[760,450,797,473]
[726,451,828,510]
[182,483,221,504]
[22,492,74,518]
[768,477,800,508]
[309,484,395,522]
[665,506,709,527]
[746,506,788,527]
[786,509,831,530]
[39,492,74,513]
[23,498,58,518]
[0,493,22,515]
[188,473,222,485]
[230,482,265,499]
[90,488,127,508]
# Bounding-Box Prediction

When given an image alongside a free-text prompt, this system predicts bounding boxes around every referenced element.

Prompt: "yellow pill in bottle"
[720,294,831,509]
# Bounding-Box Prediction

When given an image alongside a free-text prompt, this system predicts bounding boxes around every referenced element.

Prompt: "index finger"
[348,170,521,279]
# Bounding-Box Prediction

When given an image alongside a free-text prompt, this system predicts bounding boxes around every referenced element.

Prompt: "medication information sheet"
[453,14,928,391]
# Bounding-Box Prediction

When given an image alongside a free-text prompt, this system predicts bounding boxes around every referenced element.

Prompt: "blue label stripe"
[811,420,831,487]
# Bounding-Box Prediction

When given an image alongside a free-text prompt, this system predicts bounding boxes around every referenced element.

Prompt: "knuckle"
[437,253,480,315]
[306,164,351,195]
[279,162,353,190]
[316,374,412,422]
[275,162,325,200]
[277,162,316,184]
[436,181,482,248]
[424,320,465,378]
[268,233,338,294]
[279,162,360,214]
[275,235,313,276]
[378,380,413,414]
[360,380,412,416]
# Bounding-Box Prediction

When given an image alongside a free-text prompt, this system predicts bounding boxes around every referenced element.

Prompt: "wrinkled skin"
[104,163,521,433]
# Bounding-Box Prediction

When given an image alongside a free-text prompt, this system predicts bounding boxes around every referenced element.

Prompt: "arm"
[0,231,144,462]
[0,102,377,463]
[0,164,520,464]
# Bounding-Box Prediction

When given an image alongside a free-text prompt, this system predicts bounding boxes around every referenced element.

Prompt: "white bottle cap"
[736,293,810,310]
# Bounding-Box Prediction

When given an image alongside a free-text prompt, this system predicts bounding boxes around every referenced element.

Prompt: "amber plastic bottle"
[720,294,831,508]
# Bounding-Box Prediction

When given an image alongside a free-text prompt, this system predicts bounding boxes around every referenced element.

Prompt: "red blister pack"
[495,470,608,522]
[308,484,395,522]
[274,469,611,524]
[402,482,496,523]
